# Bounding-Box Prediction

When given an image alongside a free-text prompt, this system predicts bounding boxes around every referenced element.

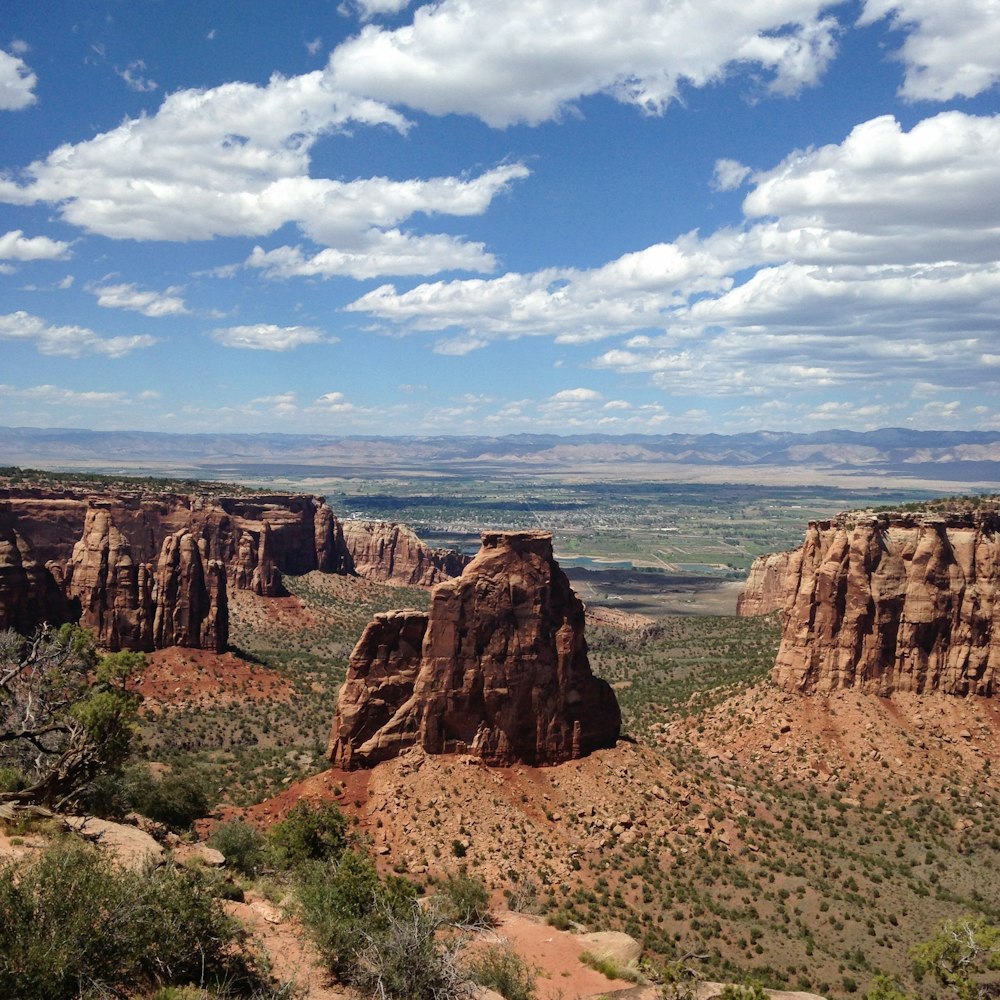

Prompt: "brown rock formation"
[0,511,67,633]
[341,520,468,587]
[329,530,621,768]
[736,549,797,617]
[63,509,154,651]
[0,487,464,650]
[152,532,228,652]
[773,509,1000,696]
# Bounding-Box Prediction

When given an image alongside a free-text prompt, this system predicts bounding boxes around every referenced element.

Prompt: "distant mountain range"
[2,425,999,484]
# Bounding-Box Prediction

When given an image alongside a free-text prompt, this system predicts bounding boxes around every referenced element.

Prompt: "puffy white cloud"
[91,282,189,317]
[0,67,525,277]
[0,230,72,261]
[711,159,752,192]
[349,110,1000,403]
[328,0,841,127]
[859,0,1000,100]
[211,323,329,350]
[351,0,412,17]
[0,50,36,110]
[548,387,603,403]
[0,311,156,357]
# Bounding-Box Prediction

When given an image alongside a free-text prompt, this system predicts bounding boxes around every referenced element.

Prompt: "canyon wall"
[341,520,469,587]
[329,530,621,769]
[772,509,1000,696]
[736,549,798,617]
[0,487,463,651]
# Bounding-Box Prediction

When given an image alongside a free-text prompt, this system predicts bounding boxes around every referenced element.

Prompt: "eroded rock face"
[0,487,464,650]
[773,510,1000,696]
[63,509,154,651]
[737,549,797,617]
[0,511,67,633]
[329,530,621,768]
[341,520,468,587]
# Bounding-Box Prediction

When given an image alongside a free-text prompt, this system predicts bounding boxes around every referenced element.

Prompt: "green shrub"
[464,943,536,1000]
[439,868,492,926]
[133,769,211,831]
[269,799,347,868]
[0,841,269,998]
[720,984,769,1000]
[295,849,418,984]
[209,820,266,877]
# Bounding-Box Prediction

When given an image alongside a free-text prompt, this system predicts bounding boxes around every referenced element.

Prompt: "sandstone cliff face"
[0,510,67,634]
[341,520,469,587]
[63,509,154,652]
[0,488,464,651]
[773,510,1000,696]
[736,549,797,617]
[329,530,621,769]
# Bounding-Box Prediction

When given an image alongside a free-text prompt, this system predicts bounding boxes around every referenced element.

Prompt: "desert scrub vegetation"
[587,613,781,741]
[0,840,275,998]
[138,573,430,806]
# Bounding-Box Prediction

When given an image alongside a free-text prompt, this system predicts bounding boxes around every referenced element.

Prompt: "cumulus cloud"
[211,323,329,351]
[548,387,603,404]
[0,311,157,357]
[859,0,1000,100]
[0,49,36,110]
[91,282,189,317]
[0,230,72,261]
[0,66,525,277]
[348,110,1000,401]
[246,233,496,279]
[328,0,841,126]
[0,383,128,405]
[711,159,752,192]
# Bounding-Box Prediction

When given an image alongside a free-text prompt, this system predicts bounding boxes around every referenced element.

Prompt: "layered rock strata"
[329,530,621,768]
[0,488,463,651]
[773,509,1000,696]
[340,520,469,587]
[736,549,797,617]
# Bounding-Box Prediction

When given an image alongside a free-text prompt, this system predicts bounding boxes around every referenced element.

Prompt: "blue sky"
[1,0,999,436]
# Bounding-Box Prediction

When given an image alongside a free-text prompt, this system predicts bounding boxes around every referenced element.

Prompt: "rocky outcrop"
[737,550,797,617]
[773,509,1000,696]
[63,509,154,651]
[329,530,621,769]
[341,520,469,587]
[0,512,67,633]
[0,487,464,651]
[152,532,227,652]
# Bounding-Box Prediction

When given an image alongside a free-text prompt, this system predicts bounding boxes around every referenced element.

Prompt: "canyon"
[0,486,466,652]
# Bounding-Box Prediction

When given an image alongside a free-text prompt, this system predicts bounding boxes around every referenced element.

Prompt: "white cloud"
[245,227,500,280]
[0,229,72,261]
[0,49,36,110]
[549,387,603,403]
[348,111,1000,403]
[352,0,412,17]
[0,65,527,278]
[328,0,841,127]
[0,311,157,357]
[211,323,329,351]
[0,383,128,405]
[711,159,752,192]
[91,282,189,317]
[859,0,1000,100]
[118,60,158,92]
